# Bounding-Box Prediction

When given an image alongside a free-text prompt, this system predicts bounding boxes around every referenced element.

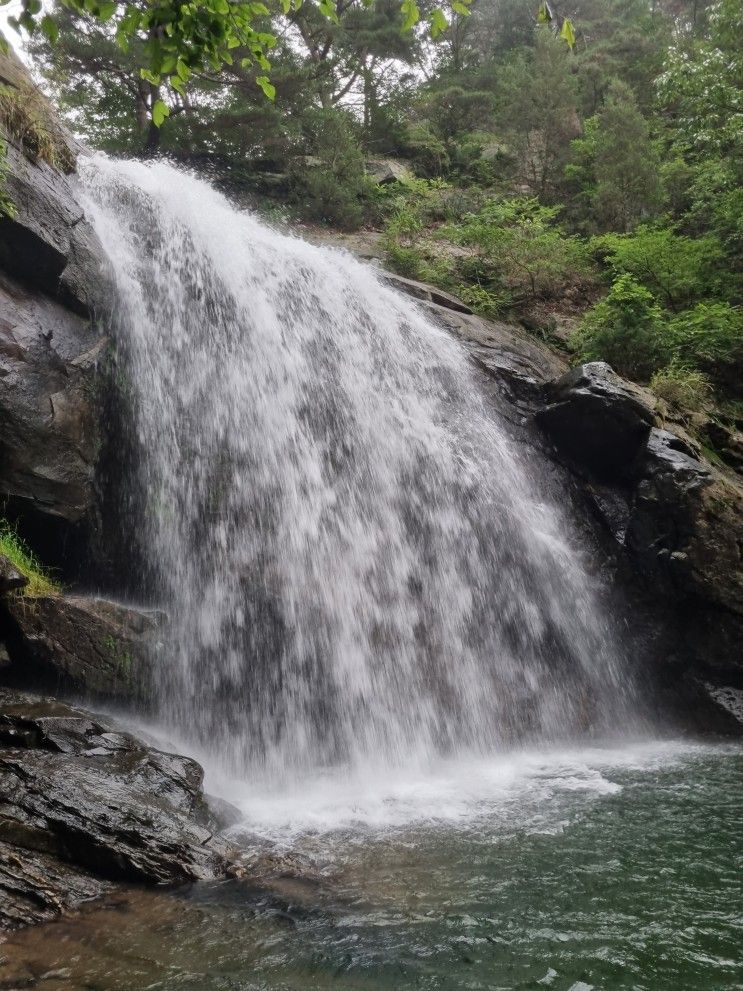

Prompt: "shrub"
[650,364,714,412]
[455,284,510,318]
[443,197,592,302]
[385,242,424,279]
[668,302,743,388]
[0,521,61,598]
[290,110,373,231]
[573,274,668,380]
[592,227,724,312]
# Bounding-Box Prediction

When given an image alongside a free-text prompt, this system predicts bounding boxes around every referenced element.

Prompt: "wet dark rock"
[0,50,103,317]
[536,362,658,483]
[704,419,743,475]
[0,689,231,929]
[2,595,161,705]
[0,48,106,537]
[0,840,111,930]
[0,271,105,523]
[0,556,27,594]
[536,361,743,732]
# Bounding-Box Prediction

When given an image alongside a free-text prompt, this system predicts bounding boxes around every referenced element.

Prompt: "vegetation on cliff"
[0,522,60,597]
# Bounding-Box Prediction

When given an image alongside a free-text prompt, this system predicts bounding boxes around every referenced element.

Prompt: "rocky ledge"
[537,362,743,733]
[0,688,233,930]
[1,589,160,704]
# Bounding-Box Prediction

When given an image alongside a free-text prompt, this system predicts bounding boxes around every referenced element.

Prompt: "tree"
[566,78,662,232]
[657,0,743,161]
[574,273,667,379]
[3,0,473,119]
[494,29,580,199]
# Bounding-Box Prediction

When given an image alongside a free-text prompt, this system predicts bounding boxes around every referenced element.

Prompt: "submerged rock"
[2,594,161,704]
[0,689,231,929]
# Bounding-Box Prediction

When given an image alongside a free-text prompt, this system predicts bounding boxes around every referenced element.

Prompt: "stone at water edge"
[0,689,234,930]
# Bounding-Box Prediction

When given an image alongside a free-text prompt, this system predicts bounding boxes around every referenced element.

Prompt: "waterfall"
[80,156,633,782]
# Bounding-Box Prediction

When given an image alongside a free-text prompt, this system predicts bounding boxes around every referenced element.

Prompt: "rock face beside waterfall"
[0,689,232,929]
[0,48,106,532]
[537,362,743,732]
[2,594,161,703]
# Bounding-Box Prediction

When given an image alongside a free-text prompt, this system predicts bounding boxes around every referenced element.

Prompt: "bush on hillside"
[573,274,668,380]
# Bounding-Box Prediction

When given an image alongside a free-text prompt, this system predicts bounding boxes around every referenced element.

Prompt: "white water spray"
[80,156,633,784]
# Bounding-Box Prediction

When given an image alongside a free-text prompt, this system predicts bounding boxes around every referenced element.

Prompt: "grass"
[0,84,76,173]
[0,521,61,597]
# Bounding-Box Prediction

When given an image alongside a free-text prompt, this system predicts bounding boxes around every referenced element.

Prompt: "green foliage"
[443,197,591,302]
[592,227,725,312]
[0,521,61,598]
[0,83,75,170]
[566,79,662,232]
[7,0,472,110]
[667,303,743,386]
[573,274,667,380]
[650,363,714,413]
[0,140,15,218]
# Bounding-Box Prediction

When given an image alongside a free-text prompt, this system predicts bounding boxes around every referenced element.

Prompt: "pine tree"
[566,79,662,231]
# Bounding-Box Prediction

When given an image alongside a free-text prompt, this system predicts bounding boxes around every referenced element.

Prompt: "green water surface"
[2,742,741,991]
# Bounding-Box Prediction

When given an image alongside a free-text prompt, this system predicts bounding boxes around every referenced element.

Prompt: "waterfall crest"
[80,156,633,780]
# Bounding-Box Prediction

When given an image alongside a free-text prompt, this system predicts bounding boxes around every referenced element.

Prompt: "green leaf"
[152,99,170,126]
[98,1,116,21]
[429,7,448,37]
[560,16,576,48]
[318,0,339,24]
[176,58,191,81]
[536,1,552,24]
[451,0,470,15]
[40,14,59,44]
[256,74,276,100]
[400,0,419,31]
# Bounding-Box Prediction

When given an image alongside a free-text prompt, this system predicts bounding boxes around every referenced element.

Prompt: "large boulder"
[0,46,106,530]
[0,689,232,929]
[536,362,658,481]
[536,362,743,732]
[365,158,412,185]
[2,594,161,704]
[0,271,105,522]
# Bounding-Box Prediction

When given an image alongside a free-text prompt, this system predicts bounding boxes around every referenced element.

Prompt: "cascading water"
[80,155,635,783]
